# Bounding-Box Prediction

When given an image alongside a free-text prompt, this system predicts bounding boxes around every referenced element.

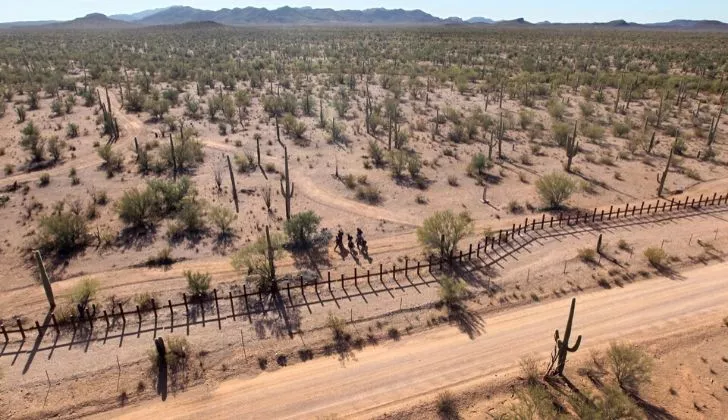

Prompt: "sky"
[2,0,727,23]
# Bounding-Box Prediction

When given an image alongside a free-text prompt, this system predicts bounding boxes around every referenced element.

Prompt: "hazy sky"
[3,0,727,23]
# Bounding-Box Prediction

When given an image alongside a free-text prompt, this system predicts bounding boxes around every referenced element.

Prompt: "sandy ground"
[97,262,728,419]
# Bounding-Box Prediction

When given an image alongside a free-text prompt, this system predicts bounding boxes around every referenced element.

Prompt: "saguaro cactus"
[280,145,294,220]
[551,298,582,376]
[227,155,239,213]
[657,136,677,197]
[565,121,579,173]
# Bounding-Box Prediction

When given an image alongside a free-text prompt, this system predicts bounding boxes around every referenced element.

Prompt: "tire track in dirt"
[103,262,728,419]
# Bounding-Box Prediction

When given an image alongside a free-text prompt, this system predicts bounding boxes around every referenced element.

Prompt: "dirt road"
[103,262,728,419]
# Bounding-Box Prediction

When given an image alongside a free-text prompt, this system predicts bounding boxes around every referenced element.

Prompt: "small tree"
[417,210,474,256]
[536,172,576,209]
[607,342,653,394]
[284,211,321,249]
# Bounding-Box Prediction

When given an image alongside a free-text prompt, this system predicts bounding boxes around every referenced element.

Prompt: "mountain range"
[0,6,726,30]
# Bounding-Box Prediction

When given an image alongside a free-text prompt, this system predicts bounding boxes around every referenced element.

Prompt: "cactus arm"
[568,335,582,352]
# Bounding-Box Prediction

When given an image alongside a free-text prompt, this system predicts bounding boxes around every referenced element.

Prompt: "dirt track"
[102,262,728,419]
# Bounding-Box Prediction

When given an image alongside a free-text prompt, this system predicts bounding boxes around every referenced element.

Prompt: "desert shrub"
[535,172,576,209]
[519,109,535,129]
[407,153,422,178]
[159,135,204,171]
[284,211,321,249]
[173,199,206,235]
[368,141,385,166]
[38,173,50,186]
[608,342,653,394]
[134,292,155,311]
[97,144,123,174]
[417,210,473,255]
[355,185,382,204]
[578,248,598,264]
[152,336,190,374]
[547,98,566,120]
[447,175,459,186]
[185,271,210,298]
[644,247,667,267]
[519,356,541,385]
[342,174,357,189]
[20,121,45,161]
[326,313,348,340]
[47,136,65,162]
[117,188,156,227]
[508,200,524,214]
[66,123,79,139]
[579,101,595,118]
[618,239,632,252]
[231,232,285,293]
[439,276,467,310]
[38,210,88,254]
[447,124,468,143]
[581,122,605,142]
[551,121,570,146]
[70,278,99,309]
[436,392,459,420]
[209,206,235,237]
[612,121,630,138]
[468,153,488,176]
[388,149,408,177]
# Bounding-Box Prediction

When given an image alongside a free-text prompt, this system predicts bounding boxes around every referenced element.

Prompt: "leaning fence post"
[118,303,126,325]
[17,319,25,341]
[354,268,358,288]
[670,198,674,211]
[2,325,8,343]
[213,289,221,330]
[541,214,546,228]
[287,283,292,306]
[699,194,704,207]
[229,292,236,321]
[712,193,717,205]
[227,155,240,213]
[243,285,251,322]
[640,201,644,214]
[168,300,174,333]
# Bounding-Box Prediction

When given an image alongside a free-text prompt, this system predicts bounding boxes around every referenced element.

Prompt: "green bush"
[368,140,385,166]
[644,247,667,267]
[185,271,211,298]
[608,342,653,394]
[417,210,473,255]
[116,188,157,227]
[231,232,285,292]
[38,211,88,254]
[468,153,489,176]
[20,121,45,161]
[70,278,99,309]
[97,144,123,173]
[436,391,460,420]
[612,121,630,138]
[284,211,321,249]
[355,185,382,204]
[209,206,236,237]
[535,172,577,209]
[439,277,467,310]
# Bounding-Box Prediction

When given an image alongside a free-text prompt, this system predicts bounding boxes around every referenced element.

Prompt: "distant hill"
[46,13,137,30]
[137,6,441,26]
[466,17,495,24]
[1,7,727,31]
[110,7,172,22]
[0,20,59,29]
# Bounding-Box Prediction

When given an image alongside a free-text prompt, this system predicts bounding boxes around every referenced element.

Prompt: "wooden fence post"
[541,214,546,228]
[2,325,8,343]
[608,205,613,220]
[118,303,126,325]
[229,292,236,321]
[640,201,644,214]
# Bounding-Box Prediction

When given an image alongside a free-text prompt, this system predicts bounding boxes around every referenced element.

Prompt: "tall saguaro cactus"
[565,121,579,173]
[34,250,55,309]
[657,136,677,197]
[550,298,582,376]
[280,145,294,221]
[265,225,276,283]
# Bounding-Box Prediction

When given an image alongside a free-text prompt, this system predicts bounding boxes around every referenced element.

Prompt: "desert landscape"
[0,6,727,419]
